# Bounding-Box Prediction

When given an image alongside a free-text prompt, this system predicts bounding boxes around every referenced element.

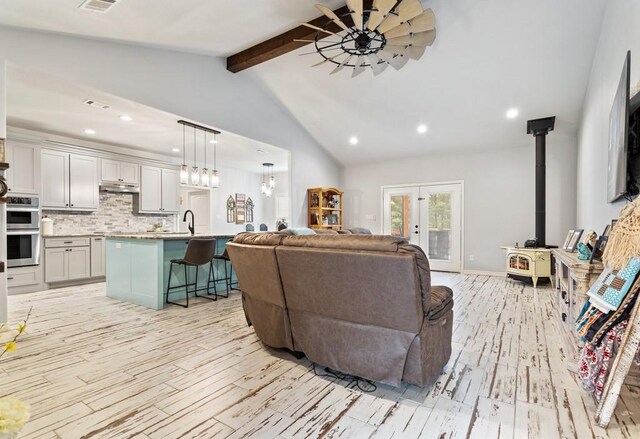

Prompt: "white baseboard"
[462,270,506,277]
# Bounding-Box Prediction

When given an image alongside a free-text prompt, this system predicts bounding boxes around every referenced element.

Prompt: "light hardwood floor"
[1,274,639,438]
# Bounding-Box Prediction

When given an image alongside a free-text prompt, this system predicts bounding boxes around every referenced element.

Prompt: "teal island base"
[106,235,234,310]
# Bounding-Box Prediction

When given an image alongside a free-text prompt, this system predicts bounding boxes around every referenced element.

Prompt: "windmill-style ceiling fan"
[298,0,436,77]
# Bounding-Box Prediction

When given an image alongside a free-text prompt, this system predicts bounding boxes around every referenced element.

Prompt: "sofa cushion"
[349,227,373,235]
[282,234,406,253]
[288,227,317,235]
[232,231,288,246]
[426,285,454,321]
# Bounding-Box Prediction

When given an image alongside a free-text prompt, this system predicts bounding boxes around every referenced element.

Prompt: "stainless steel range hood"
[99,183,140,193]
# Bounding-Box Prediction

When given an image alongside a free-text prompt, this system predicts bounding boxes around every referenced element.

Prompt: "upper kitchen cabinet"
[42,149,99,211]
[5,140,41,195]
[139,165,179,214]
[100,158,139,185]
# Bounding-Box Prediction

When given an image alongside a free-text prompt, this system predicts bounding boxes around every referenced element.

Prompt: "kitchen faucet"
[183,210,195,236]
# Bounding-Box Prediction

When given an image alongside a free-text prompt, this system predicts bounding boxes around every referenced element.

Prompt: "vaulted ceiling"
[0,0,608,165]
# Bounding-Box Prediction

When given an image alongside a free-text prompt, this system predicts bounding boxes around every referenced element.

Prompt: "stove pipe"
[527,116,556,248]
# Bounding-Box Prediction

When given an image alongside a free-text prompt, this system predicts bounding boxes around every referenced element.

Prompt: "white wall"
[178,166,277,235]
[342,140,578,272]
[577,0,640,230]
[0,26,340,227]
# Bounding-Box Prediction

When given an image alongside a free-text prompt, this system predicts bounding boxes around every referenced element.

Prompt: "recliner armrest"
[425,285,454,320]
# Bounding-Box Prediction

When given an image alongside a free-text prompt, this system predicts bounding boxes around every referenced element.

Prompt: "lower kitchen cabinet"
[90,237,106,277]
[44,237,92,283]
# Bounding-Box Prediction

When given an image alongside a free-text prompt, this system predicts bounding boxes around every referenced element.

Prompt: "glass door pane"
[419,183,462,272]
[382,186,420,245]
[427,192,452,261]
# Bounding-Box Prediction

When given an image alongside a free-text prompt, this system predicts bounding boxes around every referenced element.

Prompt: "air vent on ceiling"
[83,99,110,110]
[78,0,119,13]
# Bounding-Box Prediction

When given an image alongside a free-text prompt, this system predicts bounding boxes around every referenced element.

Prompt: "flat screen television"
[607,51,631,203]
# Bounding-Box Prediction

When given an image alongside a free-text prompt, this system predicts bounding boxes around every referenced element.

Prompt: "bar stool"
[211,239,238,298]
[166,238,217,308]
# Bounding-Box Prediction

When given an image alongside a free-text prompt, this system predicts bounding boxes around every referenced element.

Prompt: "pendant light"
[201,130,210,187]
[211,132,220,188]
[262,163,274,197]
[180,124,189,184]
[191,126,199,185]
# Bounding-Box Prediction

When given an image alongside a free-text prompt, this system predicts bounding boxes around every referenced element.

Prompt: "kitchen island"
[106,233,235,310]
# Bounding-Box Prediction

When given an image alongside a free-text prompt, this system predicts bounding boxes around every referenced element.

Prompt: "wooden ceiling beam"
[226,2,373,73]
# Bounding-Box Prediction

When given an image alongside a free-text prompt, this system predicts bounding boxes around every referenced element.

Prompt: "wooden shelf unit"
[308,187,343,230]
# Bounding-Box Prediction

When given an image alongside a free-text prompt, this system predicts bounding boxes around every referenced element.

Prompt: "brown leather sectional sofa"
[226,232,454,387]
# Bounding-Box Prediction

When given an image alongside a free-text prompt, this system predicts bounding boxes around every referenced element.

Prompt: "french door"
[382,182,463,272]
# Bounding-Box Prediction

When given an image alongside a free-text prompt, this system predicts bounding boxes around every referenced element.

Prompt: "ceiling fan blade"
[385,29,436,47]
[383,9,436,39]
[383,44,409,57]
[300,22,336,35]
[330,55,353,74]
[368,0,397,31]
[293,39,316,43]
[367,54,388,76]
[352,56,367,77]
[379,50,410,70]
[345,0,363,30]
[377,0,423,34]
[315,4,351,33]
[311,53,343,67]
[405,45,426,60]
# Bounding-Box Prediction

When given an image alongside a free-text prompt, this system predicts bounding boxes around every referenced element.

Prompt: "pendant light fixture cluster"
[261,162,275,197]
[178,120,221,188]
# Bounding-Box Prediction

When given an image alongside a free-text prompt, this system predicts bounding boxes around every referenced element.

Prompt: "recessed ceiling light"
[172,148,180,152]
[417,124,428,134]
[119,115,132,121]
[84,129,96,135]
[349,136,359,145]
[506,108,519,119]
[209,139,218,144]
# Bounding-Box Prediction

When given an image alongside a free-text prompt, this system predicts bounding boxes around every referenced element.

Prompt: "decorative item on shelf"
[235,193,246,224]
[590,236,608,263]
[226,196,236,223]
[562,230,575,251]
[179,124,189,184]
[201,130,210,187]
[261,163,274,197]
[211,133,220,188]
[246,197,254,223]
[567,229,584,252]
[304,1,436,77]
[577,243,591,260]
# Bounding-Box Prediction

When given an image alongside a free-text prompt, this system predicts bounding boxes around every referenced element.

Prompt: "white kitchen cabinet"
[69,154,99,209]
[100,159,139,185]
[41,150,69,208]
[44,247,67,283]
[90,237,106,277]
[160,168,180,213]
[42,149,99,210]
[44,238,91,283]
[7,266,41,288]
[6,140,40,195]
[67,246,91,280]
[139,165,179,214]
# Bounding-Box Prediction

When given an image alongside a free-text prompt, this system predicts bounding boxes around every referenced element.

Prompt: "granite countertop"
[105,233,236,240]
[43,233,106,238]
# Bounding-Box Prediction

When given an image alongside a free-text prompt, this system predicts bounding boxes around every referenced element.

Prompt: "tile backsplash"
[43,193,176,234]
